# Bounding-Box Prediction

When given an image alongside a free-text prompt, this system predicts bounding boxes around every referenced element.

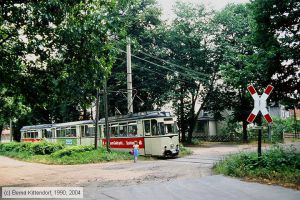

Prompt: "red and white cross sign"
[247,85,274,123]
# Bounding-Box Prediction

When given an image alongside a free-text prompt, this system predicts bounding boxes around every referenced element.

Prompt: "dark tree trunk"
[179,87,186,143]
[0,124,3,142]
[187,104,196,144]
[83,108,88,120]
[242,119,248,143]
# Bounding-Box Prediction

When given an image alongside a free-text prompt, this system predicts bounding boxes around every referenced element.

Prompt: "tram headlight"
[170,144,174,149]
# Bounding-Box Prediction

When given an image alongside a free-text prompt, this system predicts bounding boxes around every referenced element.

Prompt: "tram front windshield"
[157,122,177,135]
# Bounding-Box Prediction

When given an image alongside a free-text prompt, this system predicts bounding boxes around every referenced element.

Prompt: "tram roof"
[51,120,93,127]
[20,124,52,131]
[104,111,173,123]
[20,111,174,130]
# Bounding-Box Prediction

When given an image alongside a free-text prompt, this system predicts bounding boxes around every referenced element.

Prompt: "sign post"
[247,85,273,159]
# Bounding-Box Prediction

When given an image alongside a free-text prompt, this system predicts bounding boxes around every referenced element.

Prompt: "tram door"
[144,120,152,155]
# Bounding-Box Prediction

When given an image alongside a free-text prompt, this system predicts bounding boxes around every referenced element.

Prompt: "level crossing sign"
[247,85,274,124]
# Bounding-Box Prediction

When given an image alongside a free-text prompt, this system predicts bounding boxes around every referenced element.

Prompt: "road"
[0,143,299,199]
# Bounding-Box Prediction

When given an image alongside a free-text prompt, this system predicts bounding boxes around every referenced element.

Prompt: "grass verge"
[213,144,300,190]
[0,142,192,164]
[179,144,193,157]
[0,142,133,165]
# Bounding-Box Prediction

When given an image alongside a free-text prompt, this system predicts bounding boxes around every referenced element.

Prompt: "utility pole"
[94,88,100,149]
[127,37,133,114]
[10,119,13,142]
[104,79,110,152]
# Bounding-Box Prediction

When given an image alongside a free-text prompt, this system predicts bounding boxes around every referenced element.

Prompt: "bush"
[214,145,300,186]
[191,138,203,145]
[51,145,94,158]
[0,142,64,155]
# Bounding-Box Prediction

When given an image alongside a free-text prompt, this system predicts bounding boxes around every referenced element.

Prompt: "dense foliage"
[0,142,132,164]
[0,141,64,155]
[214,145,300,188]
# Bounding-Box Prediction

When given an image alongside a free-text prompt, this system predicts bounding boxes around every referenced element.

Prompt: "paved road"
[85,175,300,200]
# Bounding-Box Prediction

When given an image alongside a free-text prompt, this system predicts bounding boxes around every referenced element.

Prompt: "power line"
[137,50,211,78]
[116,48,209,82]
[115,57,192,85]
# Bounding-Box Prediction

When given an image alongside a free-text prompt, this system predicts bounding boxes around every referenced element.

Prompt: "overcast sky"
[157,0,249,20]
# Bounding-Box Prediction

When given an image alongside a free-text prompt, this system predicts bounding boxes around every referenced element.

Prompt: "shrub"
[51,145,94,158]
[214,144,300,186]
[0,142,64,155]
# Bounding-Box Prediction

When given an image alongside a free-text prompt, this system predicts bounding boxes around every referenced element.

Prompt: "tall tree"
[157,2,217,143]
[251,0,300,106]
[213,4,260,142]
[1,0,128,139]
[107,0,166,116]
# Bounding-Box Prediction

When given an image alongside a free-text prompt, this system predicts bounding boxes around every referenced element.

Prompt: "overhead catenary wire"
[137,50,211,78]
[116,57,194,85]
[115,48,210,82]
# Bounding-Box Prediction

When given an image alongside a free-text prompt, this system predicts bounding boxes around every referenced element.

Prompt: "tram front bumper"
[163,145,179,157]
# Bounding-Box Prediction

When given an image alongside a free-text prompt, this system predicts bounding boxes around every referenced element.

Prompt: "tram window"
[165,124,174,134]
[24,132,30,138]
[158,123,165,135]
[86,126,95,137]
[144,120,151,135]
[119,123,127,137]
[56,129,66,137]
[61,129,66,137]
[151,119,158,135]
[128,124,137,137]
[56,129,61,137]
[111,125,118,137]
[66,129,71,137]
[81,126,85,137]
[31,132,38,138]
[65,127,76,137]
[45,130,52,138]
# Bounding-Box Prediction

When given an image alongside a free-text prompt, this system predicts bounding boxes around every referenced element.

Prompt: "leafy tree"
[107,0,166,116]
[1,0,128,139]
[156,2,217,143]
[213,4,260,142]
[251,0,300,106]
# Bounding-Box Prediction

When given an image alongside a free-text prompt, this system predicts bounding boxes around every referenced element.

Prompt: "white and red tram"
[20,111,180,157]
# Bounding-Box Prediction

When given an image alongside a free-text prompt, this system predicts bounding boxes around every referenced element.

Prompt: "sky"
[157,0,249,20]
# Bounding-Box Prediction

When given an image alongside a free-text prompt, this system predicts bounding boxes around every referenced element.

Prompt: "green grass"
[214,145,300,189]
[178,144,193,157]
[0,142,133,165]
[0,142,192,164]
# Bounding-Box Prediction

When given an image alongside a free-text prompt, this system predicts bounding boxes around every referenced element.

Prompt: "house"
[268,104,290,119]
[193,104,291,138]
[0,129,11,143]
[193,110,233,136]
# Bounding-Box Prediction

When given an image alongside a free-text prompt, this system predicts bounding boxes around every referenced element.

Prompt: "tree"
[251,0,300,107]
[213,4,261,142]
[155,2,217,143]
[107,0,166,116]
[1,0,129,139]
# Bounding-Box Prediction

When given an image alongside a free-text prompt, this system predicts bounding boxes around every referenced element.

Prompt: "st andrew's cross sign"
[247,85,274,124]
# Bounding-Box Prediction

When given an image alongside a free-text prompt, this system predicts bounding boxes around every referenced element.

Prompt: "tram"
[20,111,180,157]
